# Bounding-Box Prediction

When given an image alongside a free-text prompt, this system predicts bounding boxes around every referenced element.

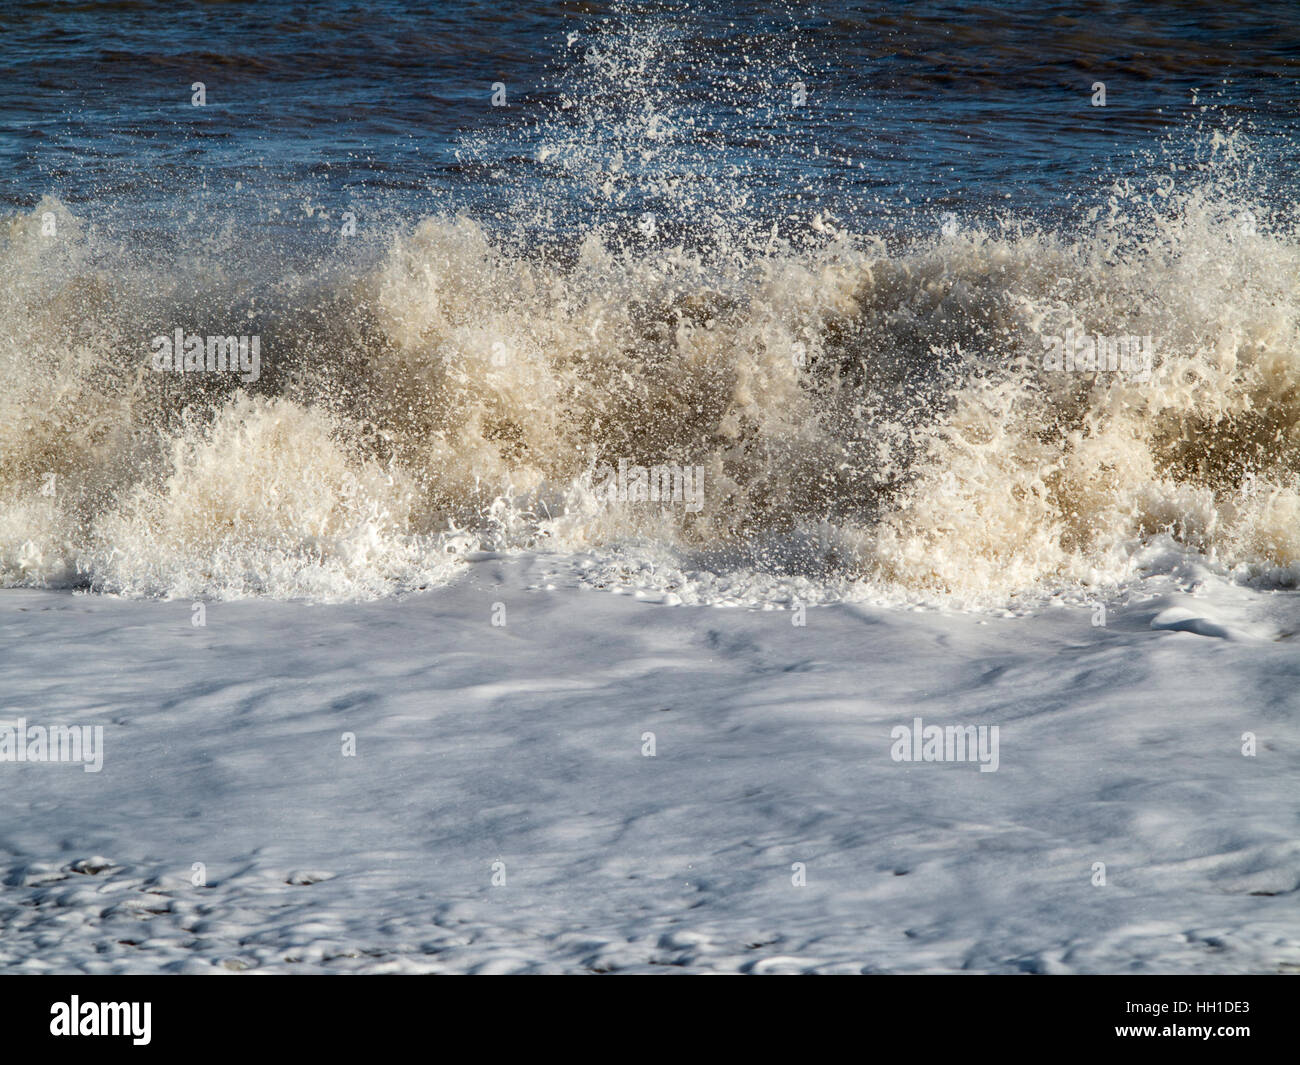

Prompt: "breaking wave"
[4,18,1300,606]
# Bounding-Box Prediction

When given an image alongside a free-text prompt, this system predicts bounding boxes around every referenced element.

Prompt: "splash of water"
[3,21,1298,605]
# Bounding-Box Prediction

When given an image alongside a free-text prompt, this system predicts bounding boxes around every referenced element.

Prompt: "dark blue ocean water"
[3,0,1300,248]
